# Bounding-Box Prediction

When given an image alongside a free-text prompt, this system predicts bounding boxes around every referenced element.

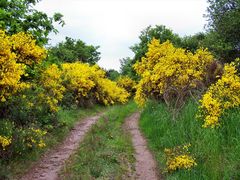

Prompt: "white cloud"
[36,0,208,71]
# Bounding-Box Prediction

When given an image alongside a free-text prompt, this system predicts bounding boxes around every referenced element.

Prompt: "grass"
[139,100,240,179]
[59,101,138,179]
[0,105,105,179]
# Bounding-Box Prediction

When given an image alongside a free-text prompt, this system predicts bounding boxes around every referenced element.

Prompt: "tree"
[202,31,235,62]
[106,69,120,81]
[48,37,101,64]
[205,0,240,61]
[0,0,64,45]
[181,33,206,53]
[119,57,138,80]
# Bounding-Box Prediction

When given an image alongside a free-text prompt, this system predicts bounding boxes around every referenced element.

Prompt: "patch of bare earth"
[125,112,159,180]
[21,113,103,180]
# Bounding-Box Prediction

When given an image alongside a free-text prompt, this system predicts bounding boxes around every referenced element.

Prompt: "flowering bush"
[164,144,197,172]
[61,62,129,106]
[94,77,129,105]
[0,135,12,150]
[10,32,46,66]
[198,62,240,128]
[133,38,214,107]
[25,128,47,149]
[39,64,65,112]
[0,30,46,103]
[116,76,136,96]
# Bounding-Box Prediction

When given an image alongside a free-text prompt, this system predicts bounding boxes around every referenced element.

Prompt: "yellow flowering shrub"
[95,78,129,105]
[62,62,97,99]
[0,30,46,102]
[198,63,240,128]
[0,31,27,102]
[0,135,12,150]
[39,64,65,112]
[116,76,136,95]
[26,128,47,149]
[164,143,197,172]
[61,62,129,106]
[10,32,47,66]
[133,38,214,106]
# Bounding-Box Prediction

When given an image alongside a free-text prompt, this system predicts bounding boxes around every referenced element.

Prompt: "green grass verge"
[1,105,105,179]
[59,101,138,179]
[139,100,240,179]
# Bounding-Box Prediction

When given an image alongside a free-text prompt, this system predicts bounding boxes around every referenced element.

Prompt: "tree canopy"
[48,37,101,65]
[130,25,182,63]
[0,0,64,45]
[205,0,240,61]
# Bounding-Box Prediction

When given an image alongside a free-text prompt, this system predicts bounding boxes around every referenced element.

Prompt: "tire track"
[125,112,159,180]
[21,113,103,180]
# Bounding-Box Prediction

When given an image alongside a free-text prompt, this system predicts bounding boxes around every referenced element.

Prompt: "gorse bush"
[116,76,136,96]
[133,38,214,111]
[61,62,129,107]
[198,62,240,128]
[164,143,197,172]
[0,30,46,103]
[39,64,66,112]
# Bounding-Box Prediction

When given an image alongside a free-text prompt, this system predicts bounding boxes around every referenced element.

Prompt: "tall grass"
[140,100,240,179]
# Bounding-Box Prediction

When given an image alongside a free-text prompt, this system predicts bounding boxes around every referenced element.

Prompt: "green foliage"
[0,0,64,45]
[120,57,138,80]
[140,100,240,179]
[205,0,240,62]
[47,37,100,64]
[1,88,54,127]
[106,69,120,81]
[181,32,206,53]
[59,101,138,179]
[202,31,237,63]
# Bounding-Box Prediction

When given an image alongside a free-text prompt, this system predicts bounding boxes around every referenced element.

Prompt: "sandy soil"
[20,113,102,180]
[124,112,159,180]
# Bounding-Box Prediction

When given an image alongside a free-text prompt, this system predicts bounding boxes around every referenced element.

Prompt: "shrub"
[61,62,129,107]
[116,76,136,96]
[134,38,214,108]
[198,62,240,128]
[164,143,197,172]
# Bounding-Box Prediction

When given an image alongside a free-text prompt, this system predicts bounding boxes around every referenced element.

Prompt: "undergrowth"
[0,105,104,179]
[140,100,240,179]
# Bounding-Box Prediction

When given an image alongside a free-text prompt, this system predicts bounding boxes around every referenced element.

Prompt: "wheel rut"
[125,112,159,180]
[21,113,103,180]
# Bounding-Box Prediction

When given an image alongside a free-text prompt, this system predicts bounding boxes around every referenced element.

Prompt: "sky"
[36,0,209,71]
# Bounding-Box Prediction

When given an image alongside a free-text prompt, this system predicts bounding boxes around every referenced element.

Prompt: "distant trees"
[181,33,206,53]
[204,0,240,62]
[120,57,138,79]
[48,37,101,65]
[106,69,120,81]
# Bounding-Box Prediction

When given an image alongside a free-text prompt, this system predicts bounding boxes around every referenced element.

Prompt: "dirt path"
[125,112,159,180]
[21,113,103,180]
